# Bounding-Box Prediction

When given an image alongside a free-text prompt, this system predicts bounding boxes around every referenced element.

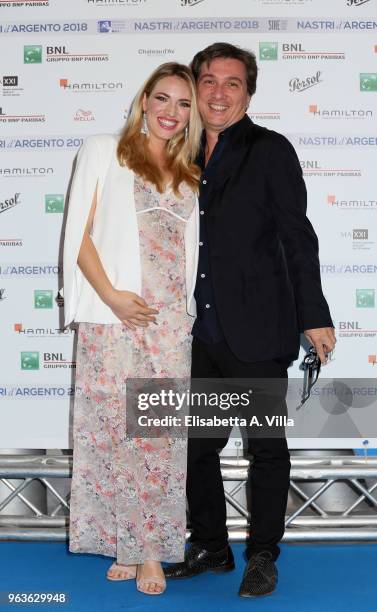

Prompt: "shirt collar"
[199,114,250,158]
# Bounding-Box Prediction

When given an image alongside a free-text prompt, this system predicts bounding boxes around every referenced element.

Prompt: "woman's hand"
[106,289,159,329]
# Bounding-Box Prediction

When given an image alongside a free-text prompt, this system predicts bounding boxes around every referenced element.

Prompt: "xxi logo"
[1,76,18,87]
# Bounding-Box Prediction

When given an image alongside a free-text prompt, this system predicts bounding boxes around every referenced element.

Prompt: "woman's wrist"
[101,286,118,307]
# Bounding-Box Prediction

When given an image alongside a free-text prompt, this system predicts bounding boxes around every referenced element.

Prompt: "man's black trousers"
[187,337,291,561]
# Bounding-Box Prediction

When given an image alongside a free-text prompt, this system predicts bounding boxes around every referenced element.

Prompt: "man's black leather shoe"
[164,543,235,579]
[238,551,277,597]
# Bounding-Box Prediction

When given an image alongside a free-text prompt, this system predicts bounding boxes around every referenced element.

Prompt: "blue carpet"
[0,542,376,611]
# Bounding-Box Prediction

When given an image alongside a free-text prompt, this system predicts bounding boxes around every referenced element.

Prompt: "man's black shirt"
[192,118,246,343]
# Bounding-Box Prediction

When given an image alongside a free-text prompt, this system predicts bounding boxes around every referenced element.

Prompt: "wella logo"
[74,109,95,122]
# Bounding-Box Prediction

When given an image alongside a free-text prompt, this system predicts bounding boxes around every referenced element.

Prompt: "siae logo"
[356,289,375,308]
[45,194,64,213]
[24,46,42,64]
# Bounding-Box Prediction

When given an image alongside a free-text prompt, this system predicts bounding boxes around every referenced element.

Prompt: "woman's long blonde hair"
[117,62,202,195]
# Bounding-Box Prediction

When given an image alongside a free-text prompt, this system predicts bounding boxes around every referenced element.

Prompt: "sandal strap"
[137,576,166,587]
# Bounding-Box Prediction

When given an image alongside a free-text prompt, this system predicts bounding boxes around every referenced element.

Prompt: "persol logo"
[180,0,206,5]
[289,71,322,93]
[347,0,371,6]
[0,192,21,214]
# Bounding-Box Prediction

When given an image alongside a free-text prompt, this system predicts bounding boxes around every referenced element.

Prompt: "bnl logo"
[34,290,53,309]
[24,46,42,64]
[21,352,39,370]
[45,194,64,213]
[360,73,377,92]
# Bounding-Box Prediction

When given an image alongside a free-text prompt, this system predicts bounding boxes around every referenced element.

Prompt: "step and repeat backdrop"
[0,0,376,448]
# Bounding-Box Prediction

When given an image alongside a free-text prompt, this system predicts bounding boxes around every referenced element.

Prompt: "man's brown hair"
[191,42,258,96]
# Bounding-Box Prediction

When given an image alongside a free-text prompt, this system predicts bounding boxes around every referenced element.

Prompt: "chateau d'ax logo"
[289,71,322,93]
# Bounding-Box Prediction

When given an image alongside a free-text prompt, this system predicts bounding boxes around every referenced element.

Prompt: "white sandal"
[136,565,166,595]
[106,562,137,581]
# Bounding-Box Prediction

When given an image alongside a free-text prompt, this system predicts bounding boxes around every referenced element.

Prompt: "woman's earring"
[184,125,189,140]
[141,112,149,136]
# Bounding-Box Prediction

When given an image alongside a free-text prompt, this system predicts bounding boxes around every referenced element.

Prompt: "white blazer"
[62,134,199,327]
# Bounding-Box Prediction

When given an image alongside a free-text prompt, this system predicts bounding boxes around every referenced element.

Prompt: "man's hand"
[304,327,336,364]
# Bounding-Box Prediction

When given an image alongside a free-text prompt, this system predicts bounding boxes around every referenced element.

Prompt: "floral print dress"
[69,176,195,564]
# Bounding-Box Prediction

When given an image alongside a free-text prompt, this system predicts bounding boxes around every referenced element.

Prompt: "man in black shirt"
[164,42,336,597]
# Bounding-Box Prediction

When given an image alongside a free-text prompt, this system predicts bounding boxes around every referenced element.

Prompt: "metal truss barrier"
[1,454,377,542]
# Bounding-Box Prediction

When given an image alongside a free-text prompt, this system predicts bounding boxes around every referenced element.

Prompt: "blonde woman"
[63,63,201,595]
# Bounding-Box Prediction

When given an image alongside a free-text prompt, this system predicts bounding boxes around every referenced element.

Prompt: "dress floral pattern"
[69,176,195,563]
